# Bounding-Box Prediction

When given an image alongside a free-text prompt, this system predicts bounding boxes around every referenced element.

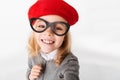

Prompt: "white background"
[0,0,120,80]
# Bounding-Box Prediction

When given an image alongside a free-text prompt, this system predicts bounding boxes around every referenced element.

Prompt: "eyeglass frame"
[29,18,70,36]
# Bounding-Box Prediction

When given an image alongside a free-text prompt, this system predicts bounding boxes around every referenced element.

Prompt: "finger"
[31,72,40,76]
[29,75,38,80]
[32,66,43,73]
[33,65,43,70]
[31,68,43,74]
[30,71,41,79]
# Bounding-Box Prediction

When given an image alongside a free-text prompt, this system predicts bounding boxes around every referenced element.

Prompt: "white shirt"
[41,50,57,61]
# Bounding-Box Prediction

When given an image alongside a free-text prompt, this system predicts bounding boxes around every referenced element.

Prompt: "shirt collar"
[40,50,57,61]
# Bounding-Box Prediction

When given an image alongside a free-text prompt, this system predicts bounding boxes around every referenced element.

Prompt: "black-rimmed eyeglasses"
[30,18,70,36]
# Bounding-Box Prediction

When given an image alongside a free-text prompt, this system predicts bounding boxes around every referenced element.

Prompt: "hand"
[29,64,43,80]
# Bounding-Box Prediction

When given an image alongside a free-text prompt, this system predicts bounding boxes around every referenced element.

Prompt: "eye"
[54,24,65,31]
[36,22,46,30]
[55,27,63,30]
[37,25,46,28]
[35,24,46,31]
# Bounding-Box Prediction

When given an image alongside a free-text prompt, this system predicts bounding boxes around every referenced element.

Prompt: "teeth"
[42,39,54,44]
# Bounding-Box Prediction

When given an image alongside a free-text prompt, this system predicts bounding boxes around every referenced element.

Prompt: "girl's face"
[34,15,67,53]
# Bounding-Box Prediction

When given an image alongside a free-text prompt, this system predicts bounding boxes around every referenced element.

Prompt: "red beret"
[28,0,79,26]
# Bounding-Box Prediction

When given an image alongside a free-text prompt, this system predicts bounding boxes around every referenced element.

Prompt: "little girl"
[26,0,80,80]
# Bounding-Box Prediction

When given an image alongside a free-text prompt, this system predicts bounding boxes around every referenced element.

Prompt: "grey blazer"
[26,53,80,80]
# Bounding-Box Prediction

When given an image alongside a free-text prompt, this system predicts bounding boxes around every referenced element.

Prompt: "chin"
[41,49,53,54]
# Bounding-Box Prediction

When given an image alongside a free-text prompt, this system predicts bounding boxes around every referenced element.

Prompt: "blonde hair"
[28,31,71,66]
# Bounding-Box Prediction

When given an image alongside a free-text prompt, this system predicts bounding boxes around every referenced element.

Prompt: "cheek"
[55,36,65,47]
[34,33,41,43]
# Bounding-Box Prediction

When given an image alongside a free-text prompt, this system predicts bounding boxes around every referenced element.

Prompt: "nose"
[43,27,53,36]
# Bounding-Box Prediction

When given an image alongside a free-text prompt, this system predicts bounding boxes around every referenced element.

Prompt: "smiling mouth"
[41,39,55,44]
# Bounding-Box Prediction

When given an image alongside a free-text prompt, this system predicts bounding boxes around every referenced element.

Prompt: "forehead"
[40,15,67,23]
